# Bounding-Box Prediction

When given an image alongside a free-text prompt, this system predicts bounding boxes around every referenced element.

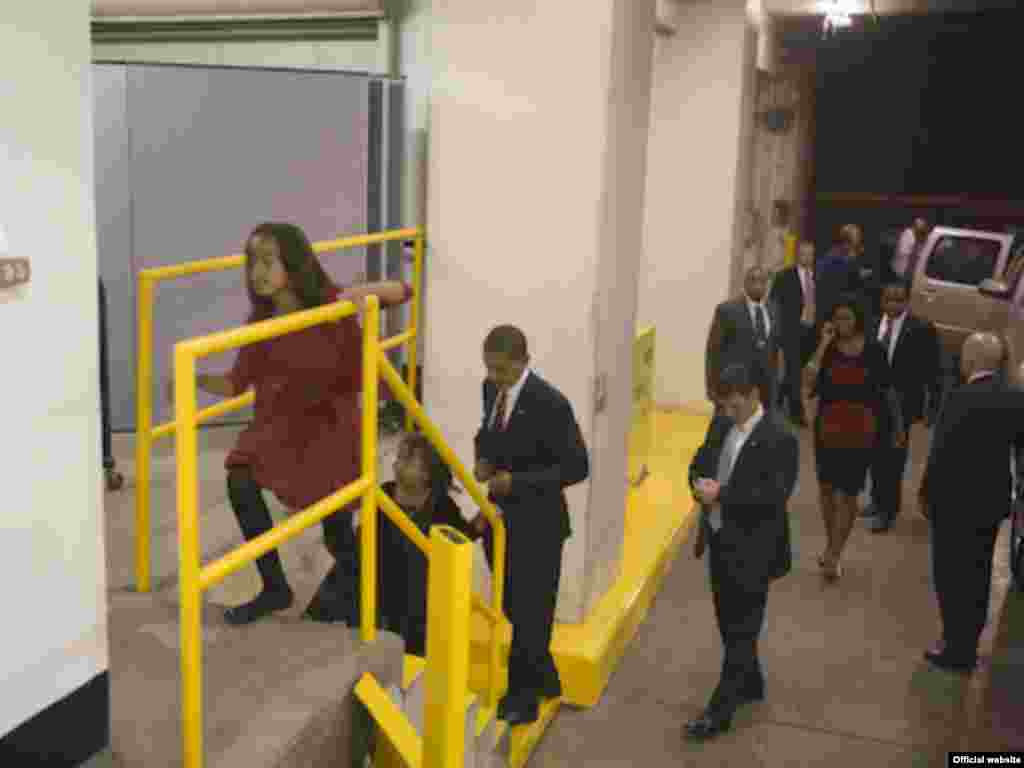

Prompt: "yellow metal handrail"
[171,265,508,766]
[135,227,422,593]
[352,524,474,768]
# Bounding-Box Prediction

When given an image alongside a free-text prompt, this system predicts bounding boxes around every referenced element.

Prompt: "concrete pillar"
[424,0,656,622]
[640,0,757,410]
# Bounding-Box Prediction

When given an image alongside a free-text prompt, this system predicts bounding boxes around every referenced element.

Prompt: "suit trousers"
[930,518,1001,660]
[708,535,768,717]
[779,325,814,419]
[870,438,909,524]
[483,514,564,700]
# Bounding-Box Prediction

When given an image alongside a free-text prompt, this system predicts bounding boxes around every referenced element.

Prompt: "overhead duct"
[91,0,384,17]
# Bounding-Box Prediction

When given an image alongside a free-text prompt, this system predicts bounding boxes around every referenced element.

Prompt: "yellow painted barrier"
[172,280,505,766]
[355,674,424,768]
[377,353,508,709]
[422,527,473,768]
[136,226,423,593]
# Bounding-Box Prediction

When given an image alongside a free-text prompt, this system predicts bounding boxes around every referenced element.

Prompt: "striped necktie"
[493,388,508,432]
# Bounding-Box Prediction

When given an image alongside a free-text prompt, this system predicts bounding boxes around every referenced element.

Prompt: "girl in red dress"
[169,222,411,625]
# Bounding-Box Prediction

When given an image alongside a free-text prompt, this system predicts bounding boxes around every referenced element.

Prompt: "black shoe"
[497,693,517,720]
[541,680,562,700]
[868,516,894,533]
[224,587,294,626]
[740,684,764,702]
[683,713,732,740]
[924,649,977,673]
[500,694,539,726]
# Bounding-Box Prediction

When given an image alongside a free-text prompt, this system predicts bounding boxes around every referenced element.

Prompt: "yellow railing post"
[422,526,473,768]
[174,341,204,768]
[405,234,424,433]
[376,354,506,711]
[360,296,381,643]
[135,273,155,593]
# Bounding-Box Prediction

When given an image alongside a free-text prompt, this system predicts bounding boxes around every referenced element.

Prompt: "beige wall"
[0,3,107,736]
[640,0,757,410]
[424,0,655,623]
[583,0,656,616]
[747,68,814,275]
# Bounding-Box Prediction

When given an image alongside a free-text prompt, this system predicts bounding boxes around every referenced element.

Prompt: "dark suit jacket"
[769,266,814,338]
[815,248,859,322]
[473,371,589,541]
[688,411,799,591]
[705,296,783,397]
[922,373,1024,528]
[868,313,941,427]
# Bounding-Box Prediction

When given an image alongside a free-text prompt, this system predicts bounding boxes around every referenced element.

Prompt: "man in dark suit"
[816,224,861,326]
[865,277,941,532]
[705,265,784,412]
[769,240,817,426]
[685,361,799,740]
[920,332,1024,672]
[471,325,589,725]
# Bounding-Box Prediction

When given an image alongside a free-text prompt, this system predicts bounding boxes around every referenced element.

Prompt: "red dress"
[225,284,411,511]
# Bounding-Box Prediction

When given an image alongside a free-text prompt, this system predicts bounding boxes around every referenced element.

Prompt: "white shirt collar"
[745,293,766,309]
[492,366,531,426]
[881,311,908,330]
[735,403,764,435]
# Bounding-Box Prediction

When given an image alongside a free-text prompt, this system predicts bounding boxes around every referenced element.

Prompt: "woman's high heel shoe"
[822,559,842,581]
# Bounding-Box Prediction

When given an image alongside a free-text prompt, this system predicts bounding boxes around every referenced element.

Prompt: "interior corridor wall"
[640,0,757,411]
[0,1,109,748]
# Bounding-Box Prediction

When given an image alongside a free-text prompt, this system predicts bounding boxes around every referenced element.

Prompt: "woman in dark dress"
[168,222,411,625]
[360,432,483,656]
[804,293,903,581]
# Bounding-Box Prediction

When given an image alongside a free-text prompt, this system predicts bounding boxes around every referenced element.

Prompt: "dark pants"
[779,325,814,420]
[870,426,909,525]
[483,518,564,707]
[98,279,115,472]
[930,519,1001,661]
[708,536,768,718]
[227,468,359,617]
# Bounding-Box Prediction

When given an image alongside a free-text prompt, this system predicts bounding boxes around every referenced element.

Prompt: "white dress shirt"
[893,228,917,276]
[877,311,907,363]
[490,366,531,429]
[708,404,765,532]
[746,296,772,338]
[799,266,815,325]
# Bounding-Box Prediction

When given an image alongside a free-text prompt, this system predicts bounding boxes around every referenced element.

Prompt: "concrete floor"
[102,416,1023,767]
[527,420,1024,767]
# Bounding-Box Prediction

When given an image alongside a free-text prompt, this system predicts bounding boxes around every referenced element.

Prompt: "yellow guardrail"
[135,227,423,593]
[353,525,473,768]
[169,244,508,767]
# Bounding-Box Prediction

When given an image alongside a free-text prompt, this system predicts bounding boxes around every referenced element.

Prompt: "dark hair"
[716,361,765,399]
[244,222,336,323]
[483,325,529,361]
[398,432,458,512]
[830,292,867,332]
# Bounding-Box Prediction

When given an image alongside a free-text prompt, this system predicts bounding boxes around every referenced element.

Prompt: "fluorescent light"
[820,0,857,34]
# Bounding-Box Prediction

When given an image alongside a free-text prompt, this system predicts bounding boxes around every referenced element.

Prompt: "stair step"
[108,591,404,768]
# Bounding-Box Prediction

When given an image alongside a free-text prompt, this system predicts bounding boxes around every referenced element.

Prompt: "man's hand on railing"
[488,471,513,497]
[470,514,488,538]
[474,460,495,483]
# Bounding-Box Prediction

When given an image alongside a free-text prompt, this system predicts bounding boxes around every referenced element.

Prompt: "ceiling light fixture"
[819,0,857,36]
